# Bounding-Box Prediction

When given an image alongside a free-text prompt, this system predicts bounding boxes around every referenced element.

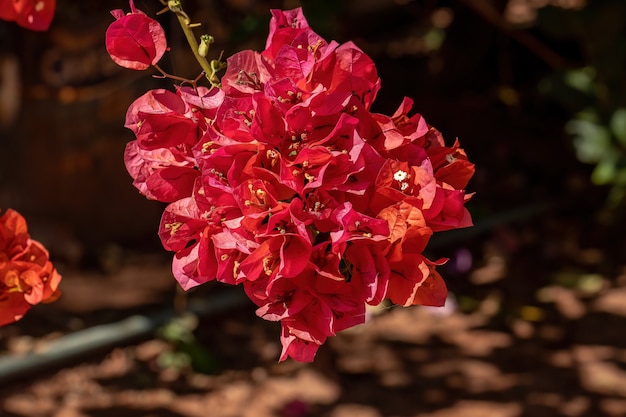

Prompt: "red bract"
[116,7,475,362]
[123,87,223,202]
[0,209,61,326]
[106,0,167,70]
[0,0,55,31]
[126,89,200,150]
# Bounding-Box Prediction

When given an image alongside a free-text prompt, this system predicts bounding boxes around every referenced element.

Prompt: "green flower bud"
[198,34,214,57]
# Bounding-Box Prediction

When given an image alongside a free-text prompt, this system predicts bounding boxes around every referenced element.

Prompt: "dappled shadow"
[5,278,626,417]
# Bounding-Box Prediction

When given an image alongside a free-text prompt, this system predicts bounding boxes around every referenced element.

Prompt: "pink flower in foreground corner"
[106,0,167,70]
[0,209,62,326]
[110,5,475,362]
[0,0,55,31]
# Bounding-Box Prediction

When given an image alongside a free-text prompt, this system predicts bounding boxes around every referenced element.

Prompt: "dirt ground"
[2,182,626,417]
[2,239,626,417]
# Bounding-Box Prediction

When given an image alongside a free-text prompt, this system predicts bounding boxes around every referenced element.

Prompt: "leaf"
[563,67,595,93]
[591,154,618,185]
[610,108,626,145]
[566,117,612,164]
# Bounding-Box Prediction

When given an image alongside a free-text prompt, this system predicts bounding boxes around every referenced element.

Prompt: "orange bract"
[0,209,61,326]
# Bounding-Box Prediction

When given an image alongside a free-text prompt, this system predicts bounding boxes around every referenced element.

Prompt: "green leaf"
[423,28,446,51]
[563,67,595,93]
[610,108,626,145]
[566,118,612,163]
[591,154,618,185]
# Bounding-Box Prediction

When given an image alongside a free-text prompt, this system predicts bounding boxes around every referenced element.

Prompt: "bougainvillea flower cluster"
[0,0,55,31]
[0,209,62,326]
[109,5,474,361]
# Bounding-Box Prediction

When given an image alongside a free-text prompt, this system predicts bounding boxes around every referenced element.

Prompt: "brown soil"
[1,222,626,417]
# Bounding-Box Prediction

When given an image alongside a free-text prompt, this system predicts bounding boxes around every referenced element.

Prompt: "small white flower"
[393,170,408,182]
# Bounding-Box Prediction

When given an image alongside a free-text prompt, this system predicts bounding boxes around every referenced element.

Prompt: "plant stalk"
[166,0,221,87]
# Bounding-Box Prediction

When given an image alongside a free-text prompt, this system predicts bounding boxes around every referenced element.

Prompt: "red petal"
[412,269,448,307]
[145,166,198,203]
[7,0,56,31]
[0,3,17,21]
[279,330,320,362]
[106,13,167,70]
[0,292,30,326]
[387,254,448,307]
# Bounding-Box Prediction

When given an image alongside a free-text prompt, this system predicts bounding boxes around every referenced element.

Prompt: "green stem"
[166,0,221,87]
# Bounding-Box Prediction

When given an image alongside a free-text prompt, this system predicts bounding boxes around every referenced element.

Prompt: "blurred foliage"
[157,313,218,375]
[536,0,626,204]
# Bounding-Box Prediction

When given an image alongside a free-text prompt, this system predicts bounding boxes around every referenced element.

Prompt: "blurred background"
[2,0,626,416]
